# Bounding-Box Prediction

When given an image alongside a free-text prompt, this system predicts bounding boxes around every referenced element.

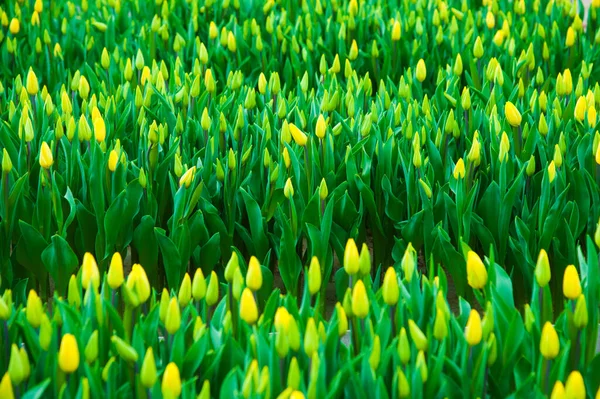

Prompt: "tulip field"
[2,0,600,397]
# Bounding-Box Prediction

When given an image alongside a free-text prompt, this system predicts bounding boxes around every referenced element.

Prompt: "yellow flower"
[498,131,510,162]
[304,318,319,357]
[140,348,157,389]
[466,251,488,289]
[126,264,151,305]
[108,150,119,172]
[548,161,556,183]
[315,114,327,139]
[0,373,13,399]
[289,123,308,146]
[465,310,482,346]
[284,178,294,199]
[562,265,581,300]
[382,267,399,306]
[26,290,43,328]
[473,36,484,58]
[351,280,369,318]
[540,322,559,359]
[39,142,54,169]
[84,330,98,363]
[401,243,416,282]
[107,252,124,289]
[206,271,219,306]
[8,345,25,385]
[505,101,522,127]
[369,335,381,370]
[178,273,192,307]
[93,115,106,143]
[227,31,237,52]
[391,20,401,41]
[319,178,328,200]
[26,68,39,96]
[453,158,465,179]
[535,249,551,287]
[564,371,585,399]
[344,239,360,275]
[551,381,565,399]
[408,320,428,351]
[307,256,321,295]
[165,297,181,335]
[335,303,348,337]
[2,149,12,174]
[416,59,427,83]
[574,96,587,122]
[59,334,80,374]
[81,252,100,290]
[565,26,575,47]
[397,368,410,398]
[433,308,448,341]
[179,166,196,188]
[240,288,258,325]
[161,362,182,399]
[246,256,263,291]
[9,18,20,35]
[564,69,573,95]
[192,268,206,301]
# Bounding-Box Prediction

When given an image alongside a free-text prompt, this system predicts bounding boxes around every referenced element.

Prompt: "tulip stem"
[351,318,360,356]
[543,359,551,394]
[3,320,8,368]
[574,330,581,369]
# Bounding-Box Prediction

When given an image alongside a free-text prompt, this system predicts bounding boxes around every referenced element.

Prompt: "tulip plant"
[0,240,598,398]
[2,0,600,396]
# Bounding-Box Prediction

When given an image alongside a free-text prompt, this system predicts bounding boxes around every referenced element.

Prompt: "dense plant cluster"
[1,0,600,397]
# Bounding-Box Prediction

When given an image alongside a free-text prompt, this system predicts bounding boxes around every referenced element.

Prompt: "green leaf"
[41,235,79,295]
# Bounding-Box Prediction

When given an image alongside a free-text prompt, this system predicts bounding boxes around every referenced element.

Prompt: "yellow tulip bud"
[351,280,369,318]
[391,20,401,41]
[140,348,157,389]
[540,321,560,359]
[7,345,25,385]
[26,68,39,96]
[335,303,348,336]
[344,238,360,275]
[453,158,465,179]
[416,59,427,82]
[574,96,587,122]
[206,271,219,306]
[0,373,14,399]
[562,265,581,300]
[59,334,80,374]
[192,268,206,301]
[548,161,556,183]
[84,330,98,363]
[178,273,192,307]
[505,101,522,127]
[26,290,43,328]
[382,267,399,306]
[304,318,319,357]
[39,142,53,169]
[565,26,576,47]
[408,319,428,351]
[240,288,258,325]
[308,257,321,296]
[284,178,294,199]
[161,362,182,399]
[564,371,585,399]
[246,256,263,291]
[465,310,482,346]
[105,253,123,289]
[81,252,100,290]
[289,123,308,146]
